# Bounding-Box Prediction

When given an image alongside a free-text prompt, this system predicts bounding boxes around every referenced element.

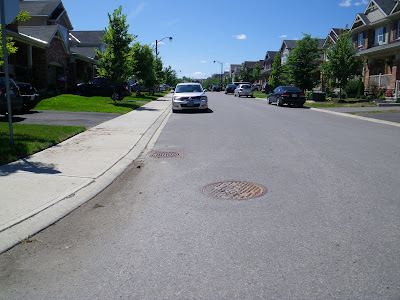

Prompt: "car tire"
[277,97,283,107]
[172,109,177,113]
[268,97,272,104]
[111,92,121,101]
[234,93,236,97]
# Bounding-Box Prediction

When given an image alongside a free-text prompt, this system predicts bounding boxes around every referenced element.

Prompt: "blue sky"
[61,0,370,79]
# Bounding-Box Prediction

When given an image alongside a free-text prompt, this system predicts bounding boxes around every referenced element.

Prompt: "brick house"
[5,0,104,93]
[351,0,400,92]
[261,51,278,84]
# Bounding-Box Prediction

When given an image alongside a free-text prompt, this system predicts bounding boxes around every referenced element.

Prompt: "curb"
[0,99,172,254]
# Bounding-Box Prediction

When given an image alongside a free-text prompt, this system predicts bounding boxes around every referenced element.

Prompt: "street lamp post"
[156,36,173,58]
[214,60,223,89]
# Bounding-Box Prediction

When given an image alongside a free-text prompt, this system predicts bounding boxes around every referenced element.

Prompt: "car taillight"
[123,84,128,89]
[239,88,242,91]
[300,93,305,97]
[282,92,289,96]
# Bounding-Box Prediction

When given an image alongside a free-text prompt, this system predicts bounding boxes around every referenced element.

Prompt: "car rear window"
[282,87,301,92]
[241,84,251,89]
[176,85,203,93]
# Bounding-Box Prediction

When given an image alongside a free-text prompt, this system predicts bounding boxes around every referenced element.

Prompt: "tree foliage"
[132,42,157,88]
[163,66,179,87]
[239,64,253,82]
[321,29,362,98]
[268,52,285,88]
[96,6,135,83]
[0,11,30,66]
[286,34,321,91]
[252,63,262,82]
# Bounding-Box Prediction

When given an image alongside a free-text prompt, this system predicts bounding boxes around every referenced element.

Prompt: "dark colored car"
[211,85,220,92]
[15,81,40,111]
[261,82,273,94]
[267,86,306,107]
[0,77,24,115]
[131,83,158,95]
[77,77,131,100]
[225,84,237,94]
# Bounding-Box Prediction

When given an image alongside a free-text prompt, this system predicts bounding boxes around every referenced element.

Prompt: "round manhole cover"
[202,181,267,200]
[149,151,183,158]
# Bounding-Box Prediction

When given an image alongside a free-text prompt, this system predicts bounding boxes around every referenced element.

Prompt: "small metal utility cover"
[148,151,183,158]
[202,181,267,200]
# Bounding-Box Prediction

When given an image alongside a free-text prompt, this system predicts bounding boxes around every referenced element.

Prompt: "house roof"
[283,40,297,49]
[18,25,59,44]
[19,0,61,16]
[323,28,348,47]
[70,46,98,59]
[70,31,104,44]
[373,0,395,15]
[351,0,398,30]
[265,51,278,60]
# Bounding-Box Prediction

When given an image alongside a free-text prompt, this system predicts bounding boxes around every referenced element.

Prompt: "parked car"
[131,83,158,95]
[261,82,273,94]
[172,82,208,113]
[225,84,237,94]
[234,84,253,97]
[77,77,131,100]
[15,81,40,111]
[252,84,261,91]
[0,76,24,115]
[267,86,306,107]
[211,85,220,92]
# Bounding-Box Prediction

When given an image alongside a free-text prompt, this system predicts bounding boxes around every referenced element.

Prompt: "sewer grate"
[202,181,267,200]
[148,151,183,158]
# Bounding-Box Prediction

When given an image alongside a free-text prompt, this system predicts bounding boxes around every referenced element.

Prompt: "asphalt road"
[1,92,399,299]
[0,110,122,128]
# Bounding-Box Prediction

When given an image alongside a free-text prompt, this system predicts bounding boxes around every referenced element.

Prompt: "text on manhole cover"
[149,151,183,158]
[202,181,267,200]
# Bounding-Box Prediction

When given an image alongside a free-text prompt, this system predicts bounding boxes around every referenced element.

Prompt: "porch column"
[364,59,370,89]
[391,60,400,90]
[27,45,33,68]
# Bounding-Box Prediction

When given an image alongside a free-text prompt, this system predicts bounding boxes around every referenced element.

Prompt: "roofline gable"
[350,13,367,30]
[390,1,400,14]
[365,0,387,16]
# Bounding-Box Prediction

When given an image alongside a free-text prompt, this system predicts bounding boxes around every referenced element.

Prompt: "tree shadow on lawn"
[0,133,61,174]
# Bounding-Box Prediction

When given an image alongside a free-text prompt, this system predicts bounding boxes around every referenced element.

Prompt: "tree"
[252,63,262,83]
[163,66,178,87]
[286,34,321,91]
[96,6,135,85]
[132,42,157,91]
[321,29,362,100]
[0,11,30,67]
[239,64,253,82]
[154,56,164,85]
[268,52,285,88]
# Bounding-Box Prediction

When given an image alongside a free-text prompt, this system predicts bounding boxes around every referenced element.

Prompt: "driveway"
[0,110,122,128]
[317,106,400,123]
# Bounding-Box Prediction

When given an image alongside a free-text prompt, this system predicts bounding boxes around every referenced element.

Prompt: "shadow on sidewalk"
[0,159,61,176]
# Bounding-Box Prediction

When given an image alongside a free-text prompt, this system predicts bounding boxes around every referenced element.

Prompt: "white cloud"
[200,60,207,63]
[193,72,204,75]
[279,34,287,38]
[233,34,247,40]
[339,0,352,7]
[355,0,368,5]
[128,3,146,20]
[165,19,179,26]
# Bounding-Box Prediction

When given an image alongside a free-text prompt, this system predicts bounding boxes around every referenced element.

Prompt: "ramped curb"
[0,99,172,254]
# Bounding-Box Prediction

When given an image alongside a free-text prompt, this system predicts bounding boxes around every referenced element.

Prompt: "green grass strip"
[0,123,85,166]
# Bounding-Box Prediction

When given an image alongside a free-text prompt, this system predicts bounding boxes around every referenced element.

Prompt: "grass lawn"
[0,123,85,165]
[348,110,400,115]
[34,92,169,114]
[253,91,268,98]
[305,98,377,108]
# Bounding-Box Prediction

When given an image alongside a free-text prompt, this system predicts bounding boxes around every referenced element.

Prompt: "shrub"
[343,79,360,96]
[356,79,364,98]
[367,81,379,97]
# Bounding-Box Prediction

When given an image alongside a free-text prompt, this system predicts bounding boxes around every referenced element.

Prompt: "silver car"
[172,83,208,113]
[234,84,253,98]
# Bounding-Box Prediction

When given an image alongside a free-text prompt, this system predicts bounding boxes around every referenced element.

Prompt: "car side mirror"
[204,89,207,92]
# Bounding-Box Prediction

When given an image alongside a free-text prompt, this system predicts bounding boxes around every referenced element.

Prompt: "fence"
[369,74,391,89]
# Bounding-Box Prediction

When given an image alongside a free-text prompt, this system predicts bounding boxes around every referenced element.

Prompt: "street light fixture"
[156,36,173,58]
[214,60,223,88]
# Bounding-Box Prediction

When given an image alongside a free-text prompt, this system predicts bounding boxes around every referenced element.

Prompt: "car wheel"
[172,109,177,113]
[111,92,121,101]
[277,98,282,107]
[234,93,236,97]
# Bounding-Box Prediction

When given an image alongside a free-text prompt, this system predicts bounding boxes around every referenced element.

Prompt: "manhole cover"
[202,181,267,200]
[149,151,183,158]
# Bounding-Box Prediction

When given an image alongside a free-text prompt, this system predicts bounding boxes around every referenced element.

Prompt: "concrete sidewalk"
[0,95,172,253]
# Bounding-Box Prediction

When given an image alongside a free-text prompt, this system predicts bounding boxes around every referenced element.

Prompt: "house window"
[374,26,386,44]
[397,21,400,39]
[354,33,364,47]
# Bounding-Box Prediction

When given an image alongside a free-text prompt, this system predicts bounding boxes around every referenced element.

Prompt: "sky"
[56,0,369,79]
